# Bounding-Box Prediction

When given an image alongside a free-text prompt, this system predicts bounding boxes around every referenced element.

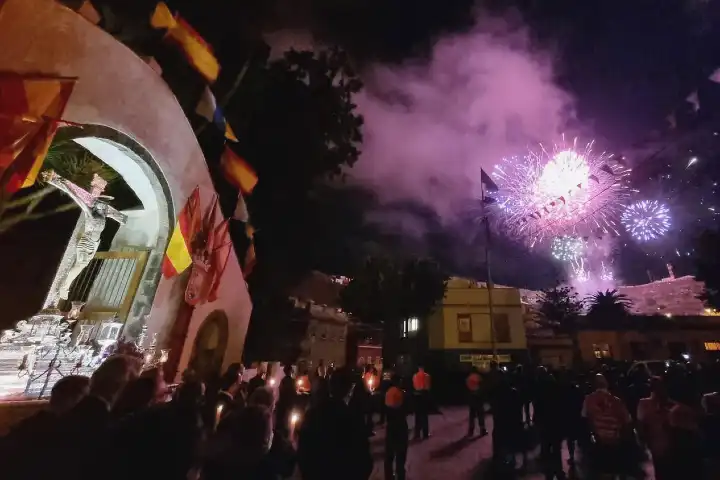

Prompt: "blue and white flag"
[196,86,238,142]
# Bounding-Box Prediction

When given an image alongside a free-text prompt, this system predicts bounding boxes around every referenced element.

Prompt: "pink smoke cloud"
[350,17,574,219]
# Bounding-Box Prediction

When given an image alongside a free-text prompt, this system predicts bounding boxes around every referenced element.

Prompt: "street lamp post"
[481,186,498,361]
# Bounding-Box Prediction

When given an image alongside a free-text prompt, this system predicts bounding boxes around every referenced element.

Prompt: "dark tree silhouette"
[340,257,447,367]
[236,48,365,359]
[535,285,584,362]
[585,289,633,327]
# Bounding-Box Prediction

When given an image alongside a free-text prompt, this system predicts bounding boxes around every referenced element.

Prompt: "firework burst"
[571,257,590,283]
[551,235,584,262]
[491,137,631,246]
[600,261,614,282]
[621,200,671,242]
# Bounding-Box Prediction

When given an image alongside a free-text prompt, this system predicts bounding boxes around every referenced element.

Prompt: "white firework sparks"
[491,137,631,246]
[572,257,590,283]
[621,200,671,242]
[600,261,614,282]
[551,235,584,262]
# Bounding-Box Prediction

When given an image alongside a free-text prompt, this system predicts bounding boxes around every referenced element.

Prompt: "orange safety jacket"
[466,372,482,392]
[412,371,431,391]
[385,386,404,408]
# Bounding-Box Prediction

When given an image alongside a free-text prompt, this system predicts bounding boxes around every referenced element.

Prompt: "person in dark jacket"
[557,370,585,466]
[276,364,297,436]
[384,373,409,480]
[106,379,206,480]
[1,375,90,480]
[490,370,526,473]
[466,366,487,437]
[534,369,566,479]
[203,405,281,480]
[298,367,373,480]
[52,355,137,480]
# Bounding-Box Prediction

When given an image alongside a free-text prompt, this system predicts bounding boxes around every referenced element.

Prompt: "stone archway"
[189,310,230,380]
[0,0,253,380]
[41,124,175,340]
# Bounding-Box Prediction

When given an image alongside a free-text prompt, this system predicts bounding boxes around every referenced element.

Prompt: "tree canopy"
[585,289,632,326]
[535,285,584,334]
[340,256,447,366]
[234,48,365,287]
[340,257,447,325]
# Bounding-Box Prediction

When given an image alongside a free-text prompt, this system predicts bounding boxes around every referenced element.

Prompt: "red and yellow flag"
[151,2,220,83]
[162,187,201,278]
[0,74,76,193]
[220,146,257,195]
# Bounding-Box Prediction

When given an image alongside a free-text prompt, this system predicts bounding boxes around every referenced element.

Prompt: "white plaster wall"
[0,0,252,374]
[112,210,158,249]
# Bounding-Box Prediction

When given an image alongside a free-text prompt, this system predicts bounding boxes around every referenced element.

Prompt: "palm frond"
[42,141,118,188]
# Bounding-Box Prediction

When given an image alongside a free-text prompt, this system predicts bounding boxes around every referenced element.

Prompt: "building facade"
[528,317,720,366]
[395,278,527,377]
[291,272,348,371]
[577,319,720,363]
[0,0,253,395]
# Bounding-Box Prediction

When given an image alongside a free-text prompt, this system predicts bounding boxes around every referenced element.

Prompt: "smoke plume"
[264,11,575,286]
[350,16,574,218]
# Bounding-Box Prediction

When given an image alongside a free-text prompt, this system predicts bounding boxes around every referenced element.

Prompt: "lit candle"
[215,404,224,430]
[290,410,300,437]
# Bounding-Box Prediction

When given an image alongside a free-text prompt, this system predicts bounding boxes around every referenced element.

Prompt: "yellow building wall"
[428,278,527,351]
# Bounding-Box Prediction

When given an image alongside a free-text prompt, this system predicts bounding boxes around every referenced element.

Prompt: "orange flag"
[150,2,220,83]
[162,187,200,277]
[220,146,257,195]
[0,74,76,193]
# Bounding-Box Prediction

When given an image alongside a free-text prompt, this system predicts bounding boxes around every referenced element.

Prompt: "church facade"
[0,0,252,386]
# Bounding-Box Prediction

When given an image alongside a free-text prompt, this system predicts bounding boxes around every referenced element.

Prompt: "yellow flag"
[151,3,220,83]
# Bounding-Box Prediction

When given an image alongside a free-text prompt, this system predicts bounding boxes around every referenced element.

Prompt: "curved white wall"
[0,0,252,376]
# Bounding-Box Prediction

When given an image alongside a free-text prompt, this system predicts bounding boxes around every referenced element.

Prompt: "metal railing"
[67,249,149,322]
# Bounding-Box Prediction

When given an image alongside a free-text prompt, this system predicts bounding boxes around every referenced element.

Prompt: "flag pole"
[481,183,498,361]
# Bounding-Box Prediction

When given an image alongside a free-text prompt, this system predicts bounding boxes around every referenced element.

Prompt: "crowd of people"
[476,360,720,479]
[0,356,378,480]
[0,355,719,480]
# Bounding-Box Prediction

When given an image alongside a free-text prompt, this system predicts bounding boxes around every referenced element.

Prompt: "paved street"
[366,407,653,479]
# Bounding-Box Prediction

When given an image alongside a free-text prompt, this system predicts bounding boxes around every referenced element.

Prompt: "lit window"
[409,317,419,332]
[593,343,612,359]
[402,317,419,337]
[704,342,720,351]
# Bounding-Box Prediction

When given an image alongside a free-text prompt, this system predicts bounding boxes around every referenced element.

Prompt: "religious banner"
[185,196,219,305]
[185,196,231,305]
